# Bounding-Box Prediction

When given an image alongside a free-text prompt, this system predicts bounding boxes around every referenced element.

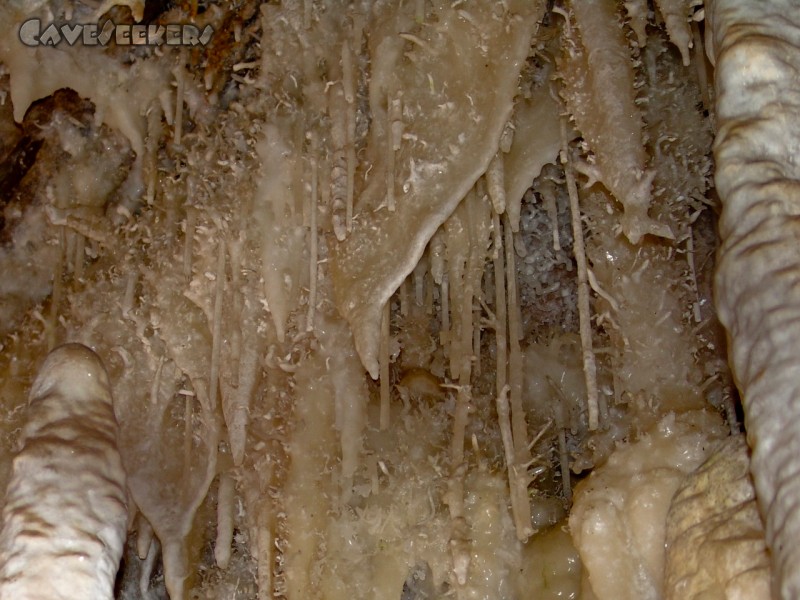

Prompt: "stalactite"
[399,277,409,317]
[328,1,543,378]
[458,282,473,384]
[503,83,562,234]
[121,270,137,320]
[492,212,508,400]
[47,226,65,351]
[173,54,185,147]
[308,135,319,331]
[444,203,469,381]
[183,205,196,282]
[415,0,425,23]
[691,20,713,112]
[560,0,672,243]
[330,94,348,242]
[73,233,85,280]
[623,0,648,47]
[446,387,472,588]
[413,255,426,307]
[562,120,600,431]
[654,0,694,66]
[209,238,226,413]
[345,107,356,234]
[486,154,506,215]
[226,236,244,391]
[215,471,236,569]
[385,94,398,212]
[441,273,450,356]
[139,535,159,598]
[496,385,533,541]
[135,513,154,561]
[504,216,533,474]
[341,40,355,105]
[380,300,391,430]
[554,388,572,504]
[473,304,482,377]
[686,228,702,323]
[145,103,161,206]
[541,179,562,251]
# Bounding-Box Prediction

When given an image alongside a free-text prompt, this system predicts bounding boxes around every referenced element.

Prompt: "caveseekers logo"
[19,19,214,47]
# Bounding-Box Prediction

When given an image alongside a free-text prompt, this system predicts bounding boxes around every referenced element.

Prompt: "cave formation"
[0,1,781,599]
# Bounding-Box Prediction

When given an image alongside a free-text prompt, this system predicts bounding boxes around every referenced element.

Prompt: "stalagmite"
[0,344,127,600]
[570,412,727,600]
[664,435,770,599]
[711,1,800,595]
